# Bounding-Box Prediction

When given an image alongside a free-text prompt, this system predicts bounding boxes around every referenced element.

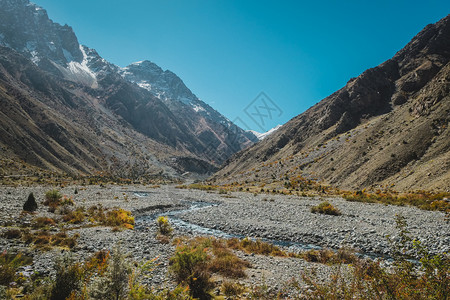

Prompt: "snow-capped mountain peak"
[248,125,282,140]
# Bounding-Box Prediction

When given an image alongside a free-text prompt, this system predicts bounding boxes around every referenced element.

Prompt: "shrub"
[89,246,131,300]
[3,228,22,239]
[0,252,33,286]
[44,189,62,207]
[300,248,357,265]
[343,190,450,213]
[208,244,250,278]
[23,192,38,212]
[221,280,245,297]
[311,201,341,215]
[229,237,287,256]
[32,217,56,229]
[62,207,85,224]
[60,196,75,206]
[25,229,78,250]
[301,249,334,264]
[104,208,135,229]
[84,250,110,276]
[156,216,173,236]
[170,237,252,298]
[50,254,82,300]
[170,243,212,299]
[300,214,450,299]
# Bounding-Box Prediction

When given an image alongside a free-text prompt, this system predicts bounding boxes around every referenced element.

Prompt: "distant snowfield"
[248,124,282,140]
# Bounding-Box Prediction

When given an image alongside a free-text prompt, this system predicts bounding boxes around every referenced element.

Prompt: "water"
[134,192,408,261]
[135,198,322,252]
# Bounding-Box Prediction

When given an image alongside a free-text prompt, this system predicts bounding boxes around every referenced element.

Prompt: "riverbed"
[0,184,448,290]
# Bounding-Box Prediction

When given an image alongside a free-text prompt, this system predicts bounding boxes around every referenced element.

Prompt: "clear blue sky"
[32,0,449,132]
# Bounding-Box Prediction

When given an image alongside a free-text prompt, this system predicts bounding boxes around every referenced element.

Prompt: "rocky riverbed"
[0,184,448,292]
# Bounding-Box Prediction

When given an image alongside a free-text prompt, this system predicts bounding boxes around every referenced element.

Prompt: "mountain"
[0,0,256,177]
[213,15,450,192]
[248,125,283,141]
[119,61,258,160]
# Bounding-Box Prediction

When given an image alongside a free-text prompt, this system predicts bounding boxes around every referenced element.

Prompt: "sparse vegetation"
[157,216,173,236]
[32,217,56,229]
[3,228,22,239]
[300,247,358,265]
[1,247,192,299]
[227,237,287,256]
[170,237,251,299]
[43,189,63,210]
[221,280,245,298]
[344,190,450,213]
[156,216,174,243]
[311,201,341,215]
[0,252,33,286]
[177,183,218,191]
[25,230,79,250]
[299,214,450,299]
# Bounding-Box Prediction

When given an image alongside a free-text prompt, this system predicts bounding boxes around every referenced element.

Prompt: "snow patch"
[137,81,152,90]
[63,45,98,88]
[248,125,282,140]
[30,51,40,64]
[192,104,206,112]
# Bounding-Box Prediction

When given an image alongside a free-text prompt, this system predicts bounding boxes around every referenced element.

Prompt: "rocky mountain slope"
[0,0,256,176]
[214,15,450,192]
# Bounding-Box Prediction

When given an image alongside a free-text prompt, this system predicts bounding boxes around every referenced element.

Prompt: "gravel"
[0,184,448,290]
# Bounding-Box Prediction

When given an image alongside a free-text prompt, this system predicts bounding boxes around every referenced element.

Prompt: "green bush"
[311,201,341,215]
[89,246,131,300]
[44,190,63,212]
[50,254,82,300]
[170,244,212,299]
[0,252,33,286]
[44,189,62,205]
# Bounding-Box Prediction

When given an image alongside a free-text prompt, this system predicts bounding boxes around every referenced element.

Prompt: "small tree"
[89,246,131,300]
[23,192,38,212]
[50,254,82,300]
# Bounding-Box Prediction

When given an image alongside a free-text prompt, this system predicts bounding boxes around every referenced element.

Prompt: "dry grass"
[300,248,358,265]
[311,201,341,215]
[32,217,57,229]
[343,190,450,213]
[226,237,288,256]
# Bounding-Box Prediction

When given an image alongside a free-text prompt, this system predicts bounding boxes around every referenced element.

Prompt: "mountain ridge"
[0,0,256,177]
[213,15,450,192]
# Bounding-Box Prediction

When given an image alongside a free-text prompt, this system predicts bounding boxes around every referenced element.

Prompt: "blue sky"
[33,0,449,132]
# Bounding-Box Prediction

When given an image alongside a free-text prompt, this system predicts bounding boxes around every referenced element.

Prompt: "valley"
[0,0,449,298]
[1,184,448,298]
